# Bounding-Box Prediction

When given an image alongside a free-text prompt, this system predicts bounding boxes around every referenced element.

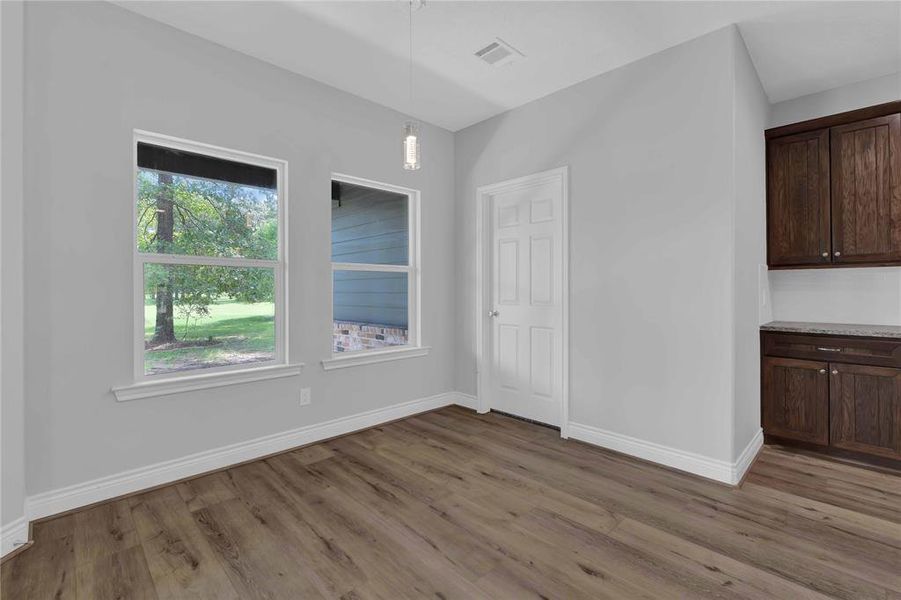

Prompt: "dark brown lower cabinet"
[830,364,901,460]
[760,330,901,467]
[762,357,829,445]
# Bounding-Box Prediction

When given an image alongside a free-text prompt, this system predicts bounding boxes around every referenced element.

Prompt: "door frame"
[475,166,570,438]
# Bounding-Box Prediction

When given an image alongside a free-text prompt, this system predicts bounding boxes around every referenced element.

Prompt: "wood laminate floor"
[2,406,900,599]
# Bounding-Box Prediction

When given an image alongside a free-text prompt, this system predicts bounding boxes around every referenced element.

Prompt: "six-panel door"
[766,128,832,266]
[829,363,901,459]
[488,177,563,426]
[831,113,901,264]
[762,357,830,445]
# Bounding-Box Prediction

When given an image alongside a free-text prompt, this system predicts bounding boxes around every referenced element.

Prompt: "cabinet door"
[762,357,829,445]
[831,113,901,264]
[767,129,831,266]
[830,363,901,459]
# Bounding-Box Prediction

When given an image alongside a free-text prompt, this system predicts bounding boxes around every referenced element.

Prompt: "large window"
[331,175,420,356]
[134,132,286,380]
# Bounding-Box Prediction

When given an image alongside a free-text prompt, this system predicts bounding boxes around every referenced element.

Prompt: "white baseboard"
[452,392,478,411]
[25,392,457,522]
[732,428,764,484]
[13,392,766,558]
[568,422,763,485]
[1,516,29,558]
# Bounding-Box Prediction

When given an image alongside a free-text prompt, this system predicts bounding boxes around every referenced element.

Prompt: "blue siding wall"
[332,182,409,327]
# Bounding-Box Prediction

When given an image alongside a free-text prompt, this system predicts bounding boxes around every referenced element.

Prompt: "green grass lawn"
[145,299,275,375]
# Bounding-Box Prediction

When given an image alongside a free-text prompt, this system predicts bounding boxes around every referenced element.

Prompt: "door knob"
[819,369,827,374]
[821,252,829,258]
[834,251,842,257]
[488,310,499,317]
[832,370,839,375]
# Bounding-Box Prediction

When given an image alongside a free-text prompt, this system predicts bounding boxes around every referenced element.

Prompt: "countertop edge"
[760,321,901,339]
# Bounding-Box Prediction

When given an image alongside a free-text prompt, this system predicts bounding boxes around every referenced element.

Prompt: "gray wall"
[767,72,901,327]
[23,1,456,497]
[731,30,770,460]
[1,0,26,531]
[456,27,739,462]
[770,72,901,128]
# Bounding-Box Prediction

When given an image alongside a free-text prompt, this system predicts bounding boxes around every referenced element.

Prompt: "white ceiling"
[117,1,900,131]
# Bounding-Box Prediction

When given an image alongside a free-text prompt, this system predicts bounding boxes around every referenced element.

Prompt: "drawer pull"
[816,347,842,352]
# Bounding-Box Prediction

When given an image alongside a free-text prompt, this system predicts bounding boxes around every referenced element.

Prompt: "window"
[133,131,286,380]
[330,175,420,358]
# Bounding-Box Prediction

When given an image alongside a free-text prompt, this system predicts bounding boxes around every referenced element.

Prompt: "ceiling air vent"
[474,38,523,67]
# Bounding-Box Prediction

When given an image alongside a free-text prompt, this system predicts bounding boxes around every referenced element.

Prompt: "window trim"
[113,363,304,402]
[130,130,290,384]
[328,173,422,362]
[321,346,431,371]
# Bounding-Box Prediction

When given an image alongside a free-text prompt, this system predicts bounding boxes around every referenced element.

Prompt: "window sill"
[112,363,304,402]
[321,346,431,371]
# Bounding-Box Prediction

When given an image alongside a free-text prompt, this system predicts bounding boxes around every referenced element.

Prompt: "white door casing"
[476,167,569,434]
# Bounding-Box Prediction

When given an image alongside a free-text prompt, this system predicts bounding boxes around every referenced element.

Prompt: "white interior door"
[485,172,565,426]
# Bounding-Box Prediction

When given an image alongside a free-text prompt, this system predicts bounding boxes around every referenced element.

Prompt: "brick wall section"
[333,321,408,353]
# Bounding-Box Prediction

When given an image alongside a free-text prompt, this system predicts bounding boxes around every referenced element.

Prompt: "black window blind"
[137,142,277,190]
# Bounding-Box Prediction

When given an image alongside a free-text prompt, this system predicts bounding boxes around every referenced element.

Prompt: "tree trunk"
[151,173,176,344]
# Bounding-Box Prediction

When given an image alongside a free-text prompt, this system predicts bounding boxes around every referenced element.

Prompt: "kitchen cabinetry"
[760,326,901,465]
[829,363,901,460]
[766,101,901,269]
[762,356,829,445]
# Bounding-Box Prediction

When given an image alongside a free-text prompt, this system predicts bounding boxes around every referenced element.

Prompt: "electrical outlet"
[300,387,311,406]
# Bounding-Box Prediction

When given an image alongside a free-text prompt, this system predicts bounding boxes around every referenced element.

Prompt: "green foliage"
[137,171,277,259]
[138,170,278,337]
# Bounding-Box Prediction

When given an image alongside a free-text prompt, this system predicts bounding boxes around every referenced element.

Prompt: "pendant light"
[403,0,421,170]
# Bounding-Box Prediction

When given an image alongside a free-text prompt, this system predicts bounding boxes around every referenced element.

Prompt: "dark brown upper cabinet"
[765,101,901,269]
[831,114,901,264]
[766,129,831,266]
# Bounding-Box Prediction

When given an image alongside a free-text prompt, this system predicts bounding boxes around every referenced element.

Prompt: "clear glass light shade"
[402,121,421,171]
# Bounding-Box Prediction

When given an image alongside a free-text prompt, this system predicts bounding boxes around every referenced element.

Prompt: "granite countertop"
[761,321,901,339]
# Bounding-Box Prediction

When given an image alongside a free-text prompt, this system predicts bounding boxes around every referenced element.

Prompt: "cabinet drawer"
[762,332,901,368]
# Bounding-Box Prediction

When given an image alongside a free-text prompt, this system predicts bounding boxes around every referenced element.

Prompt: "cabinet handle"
[832,370,839,375]
[821,252,829,258]
[834,251,842,257]
[818,369,827,374]
[816,347,842,352]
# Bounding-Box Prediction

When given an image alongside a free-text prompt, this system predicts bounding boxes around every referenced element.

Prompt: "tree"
[138,171,277,345]
[151,173,176,344]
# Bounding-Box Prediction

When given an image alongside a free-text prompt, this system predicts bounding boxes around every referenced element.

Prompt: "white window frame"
[323,173,427,370]
[119,130,294,396]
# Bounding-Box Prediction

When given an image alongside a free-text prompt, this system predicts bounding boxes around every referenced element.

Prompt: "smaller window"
[331,175,420,355]
[134,132,286,380]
